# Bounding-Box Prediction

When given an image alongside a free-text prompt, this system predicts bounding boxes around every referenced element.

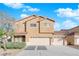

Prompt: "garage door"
[53,38,63,45]
[27,38,50,46]
[76,38,79,45]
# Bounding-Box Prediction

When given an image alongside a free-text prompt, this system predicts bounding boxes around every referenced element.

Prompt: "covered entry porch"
[13,33,26,42]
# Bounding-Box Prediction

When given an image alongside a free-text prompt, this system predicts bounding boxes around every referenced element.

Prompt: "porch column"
[12,36,15,42]
[63,40,67,45]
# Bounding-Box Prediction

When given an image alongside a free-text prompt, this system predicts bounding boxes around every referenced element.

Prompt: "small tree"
[0,28,7,51]
[0,11,15,51]
[1,23,15,41]
[0,28,5,38]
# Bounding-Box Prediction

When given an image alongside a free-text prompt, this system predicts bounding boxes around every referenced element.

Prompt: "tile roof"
[54,30,68,35]
[55,26,79,35]
[16,15,55,22]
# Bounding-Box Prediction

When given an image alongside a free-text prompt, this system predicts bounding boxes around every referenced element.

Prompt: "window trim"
[44,23,50,27]
[30,23,37,27]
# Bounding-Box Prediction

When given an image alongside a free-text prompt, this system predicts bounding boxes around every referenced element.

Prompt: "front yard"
[6,42,26,49]
[0,49,21,56]
[0,42,26,56]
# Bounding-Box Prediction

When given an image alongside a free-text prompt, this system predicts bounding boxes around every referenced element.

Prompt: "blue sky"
[0,3,79,31]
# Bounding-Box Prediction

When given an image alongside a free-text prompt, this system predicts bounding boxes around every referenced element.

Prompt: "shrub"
[6,42,26,49]
[0,44,1,49]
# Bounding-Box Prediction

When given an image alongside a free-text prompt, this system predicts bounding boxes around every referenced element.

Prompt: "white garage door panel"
[28,38,49,45]
[76,39,79,45]
[53,38,63,45]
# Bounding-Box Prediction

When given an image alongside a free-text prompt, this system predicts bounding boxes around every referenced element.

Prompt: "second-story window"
[30,23,36,27]
[44,23,50,27]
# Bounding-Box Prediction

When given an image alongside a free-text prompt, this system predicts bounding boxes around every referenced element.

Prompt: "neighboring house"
[66,26,79,45]
[53,30,68,45]
[54,26,79,46]
[12,15,55,46]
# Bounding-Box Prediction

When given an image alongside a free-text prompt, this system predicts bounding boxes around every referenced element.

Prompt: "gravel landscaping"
[0,49,21,56]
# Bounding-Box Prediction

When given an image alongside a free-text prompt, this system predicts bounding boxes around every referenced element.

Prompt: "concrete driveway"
[16,46,79,56]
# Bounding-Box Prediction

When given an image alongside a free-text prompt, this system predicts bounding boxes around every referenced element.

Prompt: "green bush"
[6,42,26,49]
[0,44,1,49]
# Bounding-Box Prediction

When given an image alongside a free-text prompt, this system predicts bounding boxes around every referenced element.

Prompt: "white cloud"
[56,8,78,17]
[62,20,77,29]
[25,6,40,12]
[55,5,79,24]
[78,5,79,8]
[3,3,24,9]
[28,8,40,12]
[54,20,78,31]
[75,17,79,19]
[54,22,61,31]
[22,6,40,12]
[4,3,40,12]
[20,14,29,18]
[74,17,79,21]
[26,6,31,8]
[55,5,79,30]
[22,9,27,12]
[55,7,79,18]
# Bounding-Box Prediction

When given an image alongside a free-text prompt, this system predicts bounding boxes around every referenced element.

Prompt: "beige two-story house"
[12,15,55,46]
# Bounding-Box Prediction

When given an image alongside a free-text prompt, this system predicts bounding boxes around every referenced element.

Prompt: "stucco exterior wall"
[40,20,54,33]
[74,35,79,45]
[14,16,36,33]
